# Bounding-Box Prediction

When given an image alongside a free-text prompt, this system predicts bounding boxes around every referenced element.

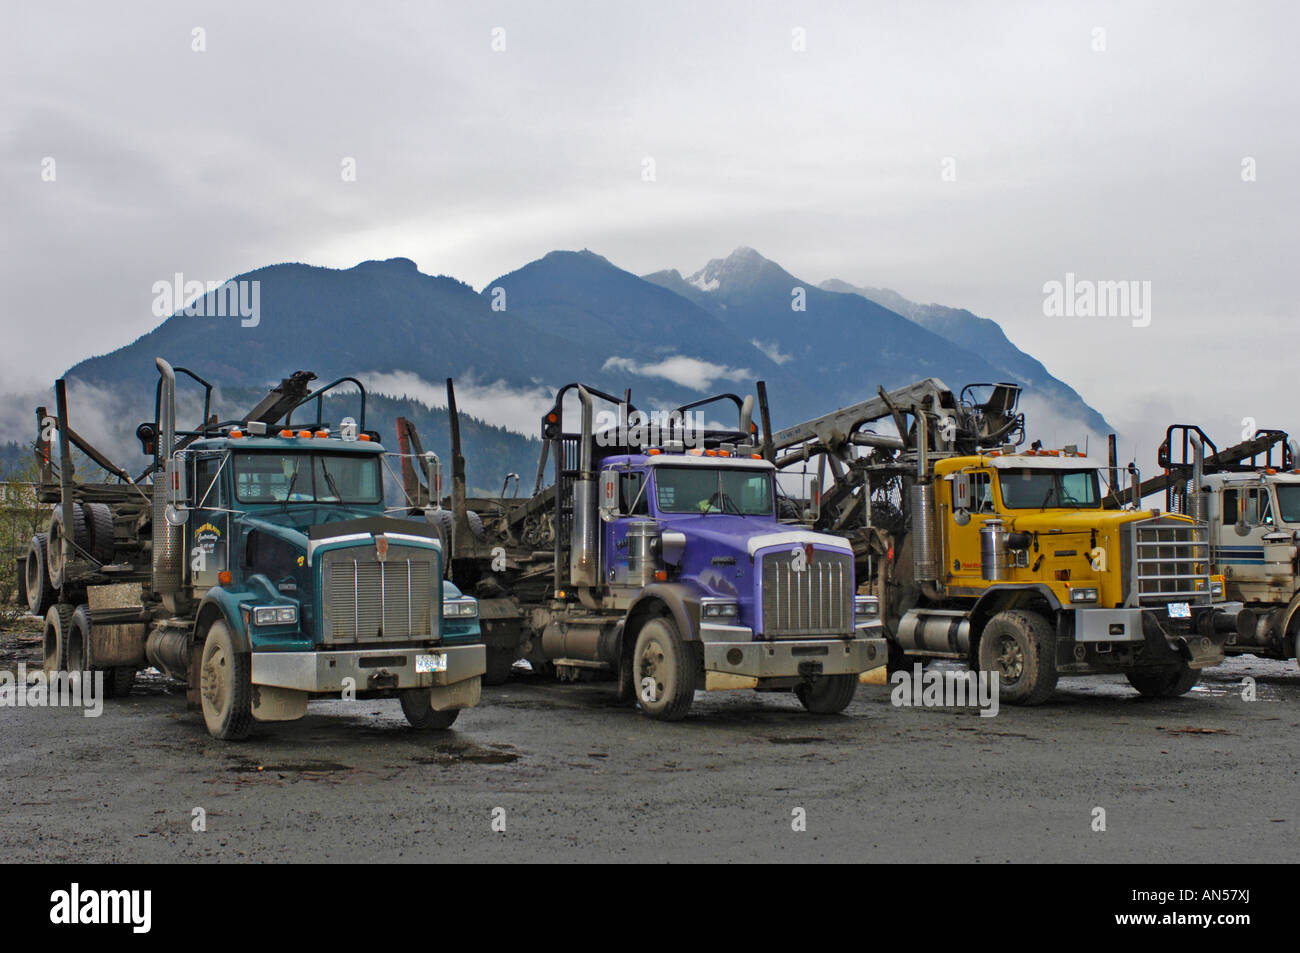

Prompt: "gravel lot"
[2,626,1296,863]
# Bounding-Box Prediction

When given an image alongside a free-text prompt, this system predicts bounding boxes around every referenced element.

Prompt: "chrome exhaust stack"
[739,394,755,444]
[1187,433,1207,522]
[152,358,185,603]
[569,385,599,588]
[910,409,939,583]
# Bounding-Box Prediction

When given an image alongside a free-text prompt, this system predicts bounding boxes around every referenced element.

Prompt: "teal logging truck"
[22,359,484,740]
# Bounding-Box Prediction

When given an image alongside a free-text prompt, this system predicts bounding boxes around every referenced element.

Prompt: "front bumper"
[700,623,886,678]
[1071,603,1240,669]
[251,643,486,693]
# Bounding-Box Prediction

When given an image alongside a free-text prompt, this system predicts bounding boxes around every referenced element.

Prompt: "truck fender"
[1274,588,1300,642]
[967,584,1063,650]
[195,589,251,654]
[625,584,702,646]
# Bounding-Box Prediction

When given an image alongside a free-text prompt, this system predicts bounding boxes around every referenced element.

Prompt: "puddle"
[227,760,352,774]
[413,743,519,765]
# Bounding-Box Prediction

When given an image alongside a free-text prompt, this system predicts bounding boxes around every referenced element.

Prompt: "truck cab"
[1202,469,1300,662]
[596,448,884,703]
[435,381,888,721]
[902,448,1242,701]
[175,429,483,732]
[30,359,484,741]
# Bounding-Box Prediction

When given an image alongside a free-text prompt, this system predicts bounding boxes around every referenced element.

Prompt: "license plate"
[1167,602,1191,619]
[416,653,447,673]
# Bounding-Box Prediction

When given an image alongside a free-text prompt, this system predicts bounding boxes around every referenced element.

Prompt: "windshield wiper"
[318,458,344,501]
[281,458,303,510]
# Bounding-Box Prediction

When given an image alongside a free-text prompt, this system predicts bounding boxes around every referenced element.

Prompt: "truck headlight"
[855,596,880,620]
[701,599,739,620]
[445,599,478,618]
[253,605,298,626]
[1210,581,1224,598]
[1069,588,1099,604]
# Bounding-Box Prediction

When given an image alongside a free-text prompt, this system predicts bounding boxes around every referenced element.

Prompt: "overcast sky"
[3,1,1296,461]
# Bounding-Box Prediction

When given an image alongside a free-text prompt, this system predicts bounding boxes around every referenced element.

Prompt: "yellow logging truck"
[767,379,1245,704]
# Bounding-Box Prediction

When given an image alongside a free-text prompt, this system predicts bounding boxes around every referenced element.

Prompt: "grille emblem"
[803,542,815,565]
[375,535,389,562]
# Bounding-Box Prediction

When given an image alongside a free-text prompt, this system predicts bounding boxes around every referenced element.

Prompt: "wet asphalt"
[2,631,1296,863]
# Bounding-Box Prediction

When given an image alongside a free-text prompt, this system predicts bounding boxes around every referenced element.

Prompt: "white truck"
[1154,424,1300,666]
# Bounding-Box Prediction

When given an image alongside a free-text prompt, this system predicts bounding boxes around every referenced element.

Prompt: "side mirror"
[164,453,190,526]
[803,476,821,524]
[952,472,971,524]
[424,452,442,508]
[599,470,620,522]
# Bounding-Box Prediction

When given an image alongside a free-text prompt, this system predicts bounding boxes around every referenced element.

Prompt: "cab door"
[1219,484,1276,600]
[187,452,230,593]
[603,469,649,587]
[944,468,995,585]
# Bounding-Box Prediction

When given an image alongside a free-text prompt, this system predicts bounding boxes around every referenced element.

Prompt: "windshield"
[999,468,1101,509]
[654,466,773,516]
[1275,485,1300,523]
[234,452,382,504]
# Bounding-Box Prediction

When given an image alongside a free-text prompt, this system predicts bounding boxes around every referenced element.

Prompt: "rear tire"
[25,534,55,617]
[104,667,136,698]
[43,604,75,675]
[632,617,695,721]
[71,604,135,697]
[199,621,253,740]
[483,646,515,685]
[67,604,92,673]
[399,689,460,730]
[977,609,1057,706]
[1126,664,1199,698]
[795,673,858,714]
[885,640,912,677]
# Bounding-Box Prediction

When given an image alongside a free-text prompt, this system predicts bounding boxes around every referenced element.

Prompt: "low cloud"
[602,355,751,391]
[363,370,553,436]
[750,339,791,365]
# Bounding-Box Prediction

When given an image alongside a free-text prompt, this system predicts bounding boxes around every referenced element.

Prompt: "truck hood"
[237,505,381,540]
[1000,507,1179,536]
[660,514,848,558]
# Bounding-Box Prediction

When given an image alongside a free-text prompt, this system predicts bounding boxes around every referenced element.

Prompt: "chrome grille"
[321,545,436,643]
[760,548,853,637]
[1127,518,1211,607]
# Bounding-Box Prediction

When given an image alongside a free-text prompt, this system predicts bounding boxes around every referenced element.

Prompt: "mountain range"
[0,247,1113,491]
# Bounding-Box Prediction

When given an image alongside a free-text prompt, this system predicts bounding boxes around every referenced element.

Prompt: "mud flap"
[429,675,481,711]
[251,685,308,722]
[1147,614,1224,670]
[1176,633,1225,669]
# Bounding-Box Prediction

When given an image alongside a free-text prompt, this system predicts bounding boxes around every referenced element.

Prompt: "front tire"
[400,689,460,730]
[795,673,858,714]
[977,609,1057,706]
[199,621,253,740]
[632,617,695,721]
[1126,664,1198,698]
